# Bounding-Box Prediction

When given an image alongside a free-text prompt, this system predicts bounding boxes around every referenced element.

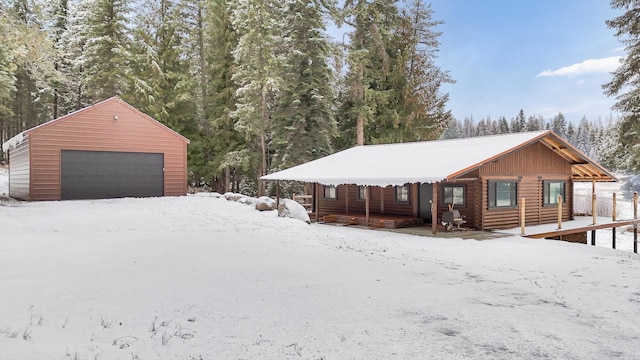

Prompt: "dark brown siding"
[8,138,30,200]
[478,142,573,230]
[435,180,479,228]
[317,184,414,217]
[26,99,188,200]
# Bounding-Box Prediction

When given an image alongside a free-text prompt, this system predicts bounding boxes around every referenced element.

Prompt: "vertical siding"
[8,138,30,200]
[478,142,573,230]
[318,184,415,217]
[27,99,188,200]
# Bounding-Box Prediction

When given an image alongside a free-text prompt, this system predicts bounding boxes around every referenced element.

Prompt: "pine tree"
[206,0,243,192]
[337,0,399,146]
[525,115,542,131]
[230,0,283,195]
[439,117,460,139]
[550,112,567,137]
[271,0,336,170]
[81,0,131,103]
[497,116,509,134]
[603,0,640,171]
[510,109,525,132]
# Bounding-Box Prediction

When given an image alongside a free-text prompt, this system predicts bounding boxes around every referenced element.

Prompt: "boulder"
[277,199,311,224]
[224,192,243,202]
[255,196,277,211]
[238,196,258,206]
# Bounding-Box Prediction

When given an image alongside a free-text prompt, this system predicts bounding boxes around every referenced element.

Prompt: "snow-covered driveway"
[1,195,639,359]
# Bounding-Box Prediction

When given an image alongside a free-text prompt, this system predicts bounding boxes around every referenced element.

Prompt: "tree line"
[0,0,453,195]
[441,110,625,172]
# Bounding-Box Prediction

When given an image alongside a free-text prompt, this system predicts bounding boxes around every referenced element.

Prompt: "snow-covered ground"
[1,177,639,359]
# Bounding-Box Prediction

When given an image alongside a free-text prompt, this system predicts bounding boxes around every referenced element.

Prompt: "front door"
[419,183,433,223]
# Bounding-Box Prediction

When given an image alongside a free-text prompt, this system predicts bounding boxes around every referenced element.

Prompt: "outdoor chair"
[442,210,466,232]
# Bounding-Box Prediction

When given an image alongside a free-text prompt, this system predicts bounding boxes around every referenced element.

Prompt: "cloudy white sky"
[429,0,623,123]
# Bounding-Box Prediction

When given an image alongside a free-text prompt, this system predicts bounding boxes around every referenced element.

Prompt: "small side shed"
[1,97,190,201]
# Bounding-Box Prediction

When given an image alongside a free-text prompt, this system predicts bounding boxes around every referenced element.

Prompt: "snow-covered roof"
[261,130,616,186]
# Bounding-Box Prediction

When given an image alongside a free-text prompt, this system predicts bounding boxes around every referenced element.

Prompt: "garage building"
[1,97,190,200]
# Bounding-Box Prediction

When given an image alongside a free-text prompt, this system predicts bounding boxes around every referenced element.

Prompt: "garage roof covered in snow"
[261,130,617,187]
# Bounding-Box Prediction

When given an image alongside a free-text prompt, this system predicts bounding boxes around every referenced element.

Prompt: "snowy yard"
[1,178,639,359]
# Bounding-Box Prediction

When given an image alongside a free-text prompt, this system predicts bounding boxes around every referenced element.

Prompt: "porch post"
[634,191,638,254]
[345,185,349,214]
[276,180,280,208]
[557,195,562,230]
[314,183,320,222]
[592,193,597,225]
[380,187,385,214]
[411,183,419,218]
[432,182,439,234]
[520,197,526,236]
[612,192,617,250]
[365,186,370,224]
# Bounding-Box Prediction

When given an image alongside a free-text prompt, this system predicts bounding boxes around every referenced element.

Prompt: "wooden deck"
[499,216,639,251]
[322,213,424,229]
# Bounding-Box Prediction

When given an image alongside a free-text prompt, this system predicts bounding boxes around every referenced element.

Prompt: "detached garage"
[1,97,190,201]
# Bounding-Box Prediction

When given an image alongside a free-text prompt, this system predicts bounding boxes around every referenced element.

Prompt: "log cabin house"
[261,131,617,232]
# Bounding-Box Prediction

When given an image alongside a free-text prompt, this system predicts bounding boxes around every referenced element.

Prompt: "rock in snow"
[224,192,243,202]
[277,198,311,224]
[255,196,277,211]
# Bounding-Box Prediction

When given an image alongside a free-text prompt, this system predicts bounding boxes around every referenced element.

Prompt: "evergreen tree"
[81,0,131,103]
[525,115,542,131]
[46,0,75,118]
[337,0,399,146]
[597,118,624,169]
[603,0,640,171]
[271,0,336,170]
[550,112,567,137]
[230,0,282,195]
[510,109,525,132]
[205,0,243,192]
[439,117,460,139]
[497,116,509,134]
[127,0,195,133]
[382,0,453,142]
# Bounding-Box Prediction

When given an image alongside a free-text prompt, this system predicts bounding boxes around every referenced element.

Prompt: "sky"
[428,0,623,123]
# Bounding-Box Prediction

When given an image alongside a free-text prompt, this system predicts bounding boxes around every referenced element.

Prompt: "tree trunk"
[356,63,364,146]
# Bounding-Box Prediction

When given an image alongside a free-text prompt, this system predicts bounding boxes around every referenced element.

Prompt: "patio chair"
[442,210,466,232]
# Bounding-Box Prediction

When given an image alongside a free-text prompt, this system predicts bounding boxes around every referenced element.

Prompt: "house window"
[395,185,409,203]
[443,185,465,207]
[357,186,366,201]
[488,181,517,208]
[324,185,337,199]
[544,180,565,205]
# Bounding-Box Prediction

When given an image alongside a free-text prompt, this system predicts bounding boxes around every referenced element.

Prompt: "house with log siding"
[261,131,616,232]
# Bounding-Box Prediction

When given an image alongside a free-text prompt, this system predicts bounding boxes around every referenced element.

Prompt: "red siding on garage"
[23,98,189,200]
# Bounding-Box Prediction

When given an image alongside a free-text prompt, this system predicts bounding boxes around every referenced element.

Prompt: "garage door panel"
[61,150,164,200]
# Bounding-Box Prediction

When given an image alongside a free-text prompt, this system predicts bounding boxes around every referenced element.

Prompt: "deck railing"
[520,192,638,254]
